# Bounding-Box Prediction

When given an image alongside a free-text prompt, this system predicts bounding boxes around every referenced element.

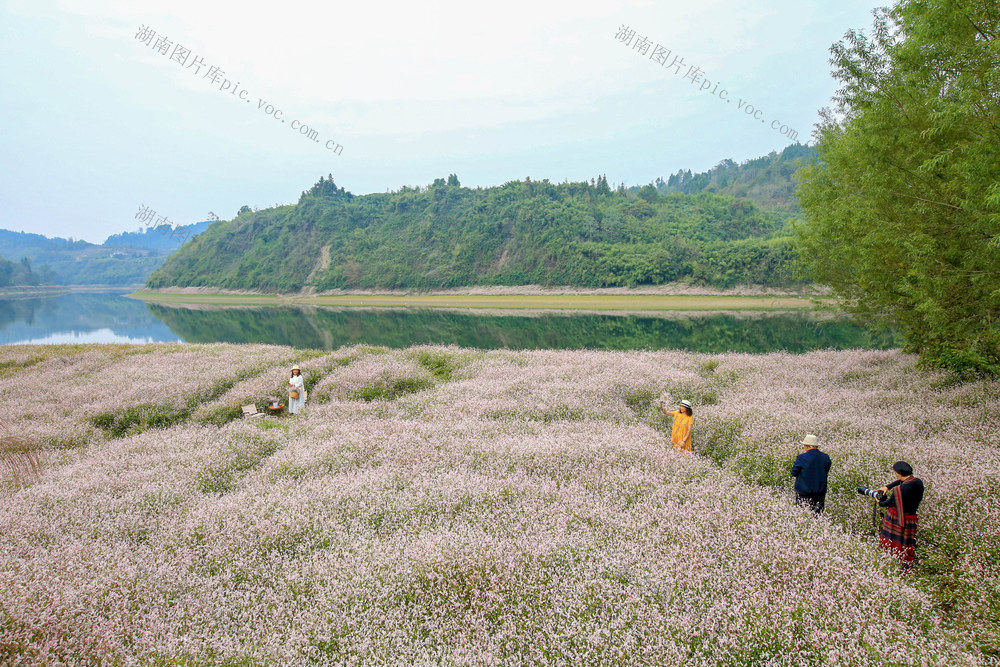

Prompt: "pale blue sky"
[0,0,882,243]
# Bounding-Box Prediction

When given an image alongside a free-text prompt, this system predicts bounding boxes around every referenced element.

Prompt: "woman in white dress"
[288,365,307,414]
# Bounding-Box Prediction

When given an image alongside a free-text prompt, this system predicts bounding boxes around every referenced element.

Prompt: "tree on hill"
[0,255,54,287]
[795,0,1000,376]
[652,145,816,212]
[638,184,659,203]
[595,175,611,196]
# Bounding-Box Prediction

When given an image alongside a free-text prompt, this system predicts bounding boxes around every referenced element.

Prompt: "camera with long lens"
[857,486,890,529]
[857,486,885,501]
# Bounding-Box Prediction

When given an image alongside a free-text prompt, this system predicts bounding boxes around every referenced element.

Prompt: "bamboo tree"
[796,0,1000,375]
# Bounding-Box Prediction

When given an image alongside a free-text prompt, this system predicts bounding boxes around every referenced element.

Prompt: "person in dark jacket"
[791,434,832,514]
[876,461,924,570]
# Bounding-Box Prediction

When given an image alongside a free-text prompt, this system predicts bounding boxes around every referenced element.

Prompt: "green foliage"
[700,359,720,374]
[637,184,659,203]
[732,449,795,487]
[0,254,53,287]
[348,376,433,402]
[796,0,1000,376]
[483,406,588,422]
[614,383,665,432]
[615,384,660,413]
[195,403,244,427]
[696,417,744,466]
[256,419,288,431]
[92,360,273,435]
[662,378,719,407]
[90,404,187,438]
[411,349,459,381]
[655,144,817,212]
[148,172,808,292]
[0,227,208,286]
[196,434,282,494]
[0,353,48,379]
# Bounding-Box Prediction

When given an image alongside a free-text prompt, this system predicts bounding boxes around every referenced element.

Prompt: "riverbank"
[0,285,68,298]
[142,283,829,297]
[0,284,143,299]
[131,288,832,312]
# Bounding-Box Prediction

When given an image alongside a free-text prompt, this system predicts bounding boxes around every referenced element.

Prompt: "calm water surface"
[0,290,181,345]
[0,291,900,352]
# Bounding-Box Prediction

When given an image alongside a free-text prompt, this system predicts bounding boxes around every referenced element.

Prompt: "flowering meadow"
[0,343,997,665]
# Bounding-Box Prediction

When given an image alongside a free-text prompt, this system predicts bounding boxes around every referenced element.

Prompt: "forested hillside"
[148,167,808,293]
[0,222,211,285]
[0,254,53,287]
[645,144,816,213]
[103,221,213,251]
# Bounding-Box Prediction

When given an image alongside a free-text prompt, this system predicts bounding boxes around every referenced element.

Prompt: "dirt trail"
[300,245,331,294]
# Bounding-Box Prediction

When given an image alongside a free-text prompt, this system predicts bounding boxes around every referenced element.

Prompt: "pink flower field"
[0,343,997,665]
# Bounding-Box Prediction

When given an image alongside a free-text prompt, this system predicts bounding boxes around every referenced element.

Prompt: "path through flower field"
[1,344,997,664]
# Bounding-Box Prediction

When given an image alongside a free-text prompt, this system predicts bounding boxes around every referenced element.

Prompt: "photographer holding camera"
[875,461,924,570]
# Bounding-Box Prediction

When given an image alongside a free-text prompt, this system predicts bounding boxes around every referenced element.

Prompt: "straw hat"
[800,434,819,448]
[291,365,300,371]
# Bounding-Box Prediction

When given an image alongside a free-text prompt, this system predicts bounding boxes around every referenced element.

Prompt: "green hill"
[0,222,212,285]
[148,157,812,293]
[648,144,816,213]
[0,254,53,287]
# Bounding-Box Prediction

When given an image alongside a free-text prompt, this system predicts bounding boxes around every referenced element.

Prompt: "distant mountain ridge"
[148,146,814,292]
[103,221,213,251]
[0,221,213,285]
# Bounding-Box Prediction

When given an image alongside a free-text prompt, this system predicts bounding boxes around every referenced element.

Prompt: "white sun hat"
[800,434,819,448]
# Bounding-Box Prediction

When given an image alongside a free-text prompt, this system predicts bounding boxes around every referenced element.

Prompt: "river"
[0,290,899,352]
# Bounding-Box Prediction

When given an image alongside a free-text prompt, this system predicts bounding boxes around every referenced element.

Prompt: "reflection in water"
[0,291,181,344]
[14,329,168,345]
[147,304,900,353]
[0,291,900,352]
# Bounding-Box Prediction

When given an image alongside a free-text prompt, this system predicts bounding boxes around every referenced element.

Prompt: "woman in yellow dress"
[661,399,694,453]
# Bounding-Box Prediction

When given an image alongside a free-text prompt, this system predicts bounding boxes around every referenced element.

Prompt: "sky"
[0,0,882,244]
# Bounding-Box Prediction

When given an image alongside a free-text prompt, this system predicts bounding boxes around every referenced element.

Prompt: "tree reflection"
[147,305,899,353]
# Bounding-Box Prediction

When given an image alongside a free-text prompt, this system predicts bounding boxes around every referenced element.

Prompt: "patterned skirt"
[879,507,918,565]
